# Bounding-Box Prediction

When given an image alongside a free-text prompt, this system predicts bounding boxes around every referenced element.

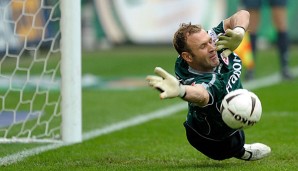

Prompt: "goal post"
[0,0,82,143]
[60,0,82,143]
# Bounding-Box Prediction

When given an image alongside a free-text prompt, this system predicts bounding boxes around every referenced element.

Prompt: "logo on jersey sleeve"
[220,53,229,65]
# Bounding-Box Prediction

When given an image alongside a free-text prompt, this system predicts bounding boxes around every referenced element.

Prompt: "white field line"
[1,67,298,166]
[0,103,187,166]
[82,102,187,140]
[243,66,298,90]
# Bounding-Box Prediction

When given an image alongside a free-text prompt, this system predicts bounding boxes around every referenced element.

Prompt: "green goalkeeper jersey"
[175,21,243,140]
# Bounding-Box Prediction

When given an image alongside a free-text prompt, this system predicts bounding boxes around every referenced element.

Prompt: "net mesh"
[0,0,61,143]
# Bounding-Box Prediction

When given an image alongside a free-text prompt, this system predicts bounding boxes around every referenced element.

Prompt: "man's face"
[185,29,219,72]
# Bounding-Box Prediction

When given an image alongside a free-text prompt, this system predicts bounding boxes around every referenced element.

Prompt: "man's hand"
[146,67,186,99]
[216,27,245,56]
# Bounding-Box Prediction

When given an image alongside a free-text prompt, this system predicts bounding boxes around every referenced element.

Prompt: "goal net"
[0,0,82,143]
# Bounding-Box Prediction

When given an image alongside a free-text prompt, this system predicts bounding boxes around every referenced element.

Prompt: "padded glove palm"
[146,67,186,99]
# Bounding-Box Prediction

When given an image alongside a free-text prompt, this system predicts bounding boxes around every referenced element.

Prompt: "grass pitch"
[1,45,298,170]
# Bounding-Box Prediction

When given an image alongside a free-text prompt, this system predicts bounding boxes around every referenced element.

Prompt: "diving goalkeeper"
[146,10,271,161]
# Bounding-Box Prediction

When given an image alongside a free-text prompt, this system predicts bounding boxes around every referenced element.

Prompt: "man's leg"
[271,5,293,79]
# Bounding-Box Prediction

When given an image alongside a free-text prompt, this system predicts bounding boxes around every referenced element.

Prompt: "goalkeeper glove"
[146,67,186,99]
[216,27,245,57]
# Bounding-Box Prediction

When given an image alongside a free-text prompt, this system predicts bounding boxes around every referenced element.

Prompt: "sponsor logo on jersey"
[226,57,242,93]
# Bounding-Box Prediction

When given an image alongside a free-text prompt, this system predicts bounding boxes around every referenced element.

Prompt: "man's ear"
[181,52,192,62]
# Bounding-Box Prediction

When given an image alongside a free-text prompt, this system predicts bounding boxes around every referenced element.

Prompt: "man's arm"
[224,10,250,31]
[183,84,210,107]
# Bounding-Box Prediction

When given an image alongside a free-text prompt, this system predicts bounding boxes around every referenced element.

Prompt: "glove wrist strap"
[179,84,187,98]
[233,26,245,35]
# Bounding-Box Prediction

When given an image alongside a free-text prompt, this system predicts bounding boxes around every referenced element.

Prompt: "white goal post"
[0,0,82,143]
[60,0,82,143]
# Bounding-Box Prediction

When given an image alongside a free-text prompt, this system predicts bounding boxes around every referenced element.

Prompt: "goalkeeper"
[146,10,271,161]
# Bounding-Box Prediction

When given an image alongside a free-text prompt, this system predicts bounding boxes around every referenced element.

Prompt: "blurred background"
[1,0,298,53]
[80,0,298,51]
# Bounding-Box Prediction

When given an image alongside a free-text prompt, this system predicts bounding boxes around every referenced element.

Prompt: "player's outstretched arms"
[146,67,209,107]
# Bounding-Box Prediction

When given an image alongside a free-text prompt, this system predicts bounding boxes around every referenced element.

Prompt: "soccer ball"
[220,89,262,129]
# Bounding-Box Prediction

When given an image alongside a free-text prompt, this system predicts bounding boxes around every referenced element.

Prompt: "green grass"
[1,45,298,170]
